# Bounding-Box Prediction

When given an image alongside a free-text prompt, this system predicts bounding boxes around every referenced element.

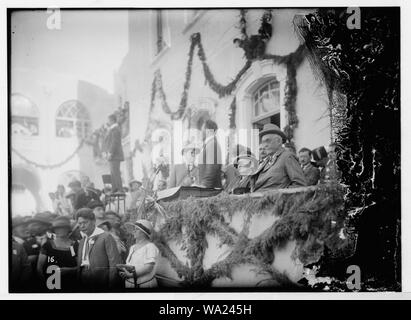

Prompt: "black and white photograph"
[7,4,402,295]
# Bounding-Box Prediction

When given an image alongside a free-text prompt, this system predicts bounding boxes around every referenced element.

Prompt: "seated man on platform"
[298,147,320,186]
[229,152,259,194]
[223,144,250,192]
[169,142,200,188]
[250,123,307,192]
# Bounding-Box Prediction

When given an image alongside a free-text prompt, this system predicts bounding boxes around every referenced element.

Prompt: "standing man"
[104,114,124,193]
[169,142,200,188]
[298,147,320,186]
[76,208,122,291]
[198,120,222,189]
[68,180,91,211]
[251,123,307,192]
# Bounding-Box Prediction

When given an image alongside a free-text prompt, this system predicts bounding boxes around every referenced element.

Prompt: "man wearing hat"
[169,142,200,188]
[251,123,307,191]
[227,151,259,193]
[126,180,144,211]
[69,180,91,211]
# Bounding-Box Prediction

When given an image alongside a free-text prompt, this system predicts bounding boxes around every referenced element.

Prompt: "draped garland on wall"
[12,140,85,169]
[229,97,237,129]
[144,184,355,287]
[149,9,306,145]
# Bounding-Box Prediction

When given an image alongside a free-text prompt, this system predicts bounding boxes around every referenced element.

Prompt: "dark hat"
[259,123,287,142]
[68,180,81,189]
[97,219,111,229]
[51,216,72,231]
[87,199,104,210]
[27,212,54,226]
[12,216,29,229]
[312,146,328,161]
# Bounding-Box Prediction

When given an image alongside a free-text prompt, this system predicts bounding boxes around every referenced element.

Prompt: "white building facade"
[115,9,332,185]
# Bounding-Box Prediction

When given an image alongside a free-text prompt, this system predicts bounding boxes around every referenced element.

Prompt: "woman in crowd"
[37,216,78,291]
[118,219,159,288]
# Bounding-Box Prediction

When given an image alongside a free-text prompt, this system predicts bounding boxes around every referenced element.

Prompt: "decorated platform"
[142,183,356,288]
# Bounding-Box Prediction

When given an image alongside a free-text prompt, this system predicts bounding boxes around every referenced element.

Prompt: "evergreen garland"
[229,97,237,129]
[148,184,354,287]
[196,32,253,98]
[239,9,248,39]
[12,140,85,169]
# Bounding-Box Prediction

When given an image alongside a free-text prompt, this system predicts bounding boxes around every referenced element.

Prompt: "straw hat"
[181,141,200,155]
[129,179,142,188]
[125,219,153,238]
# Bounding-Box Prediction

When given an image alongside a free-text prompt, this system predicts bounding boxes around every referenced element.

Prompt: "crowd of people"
[11,119,341,292]
[11,173,159,292]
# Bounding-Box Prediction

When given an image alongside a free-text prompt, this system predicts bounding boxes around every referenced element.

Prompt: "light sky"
[11,9,128,93]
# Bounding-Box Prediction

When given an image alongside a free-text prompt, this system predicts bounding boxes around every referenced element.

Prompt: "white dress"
[125,242,160,288]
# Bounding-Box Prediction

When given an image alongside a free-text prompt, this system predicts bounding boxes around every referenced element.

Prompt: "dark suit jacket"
[198,136,222,188]
[73,189,91,210]
[11,240,32,292]
[77,231,122,290]
[104,124,124,161]
[302,163,320,186]
[252,147,307,192]
[169,164,199,188]
[319,159,341,182]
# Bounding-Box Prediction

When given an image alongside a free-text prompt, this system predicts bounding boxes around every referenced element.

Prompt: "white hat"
[125,219,153,237]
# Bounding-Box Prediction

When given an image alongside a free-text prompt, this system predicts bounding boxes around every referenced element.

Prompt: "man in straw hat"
[251,123,306,192]
[126,179,144,211]
[169,141,200,188]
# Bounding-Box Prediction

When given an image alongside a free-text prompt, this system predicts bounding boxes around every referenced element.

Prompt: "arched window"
[252,79,281,130]
[11,93,40,136]
[56,100,91,138]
